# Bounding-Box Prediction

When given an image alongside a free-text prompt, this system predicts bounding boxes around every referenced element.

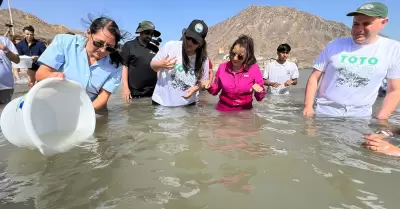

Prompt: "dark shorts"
[130,87,154,99]
[0,89,14,104]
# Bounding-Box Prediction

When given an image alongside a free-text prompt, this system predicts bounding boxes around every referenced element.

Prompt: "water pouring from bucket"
[0,77,96,156]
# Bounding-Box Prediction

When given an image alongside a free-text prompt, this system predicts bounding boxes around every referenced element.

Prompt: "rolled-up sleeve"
[37,34,65,70]
[102,67,122,93]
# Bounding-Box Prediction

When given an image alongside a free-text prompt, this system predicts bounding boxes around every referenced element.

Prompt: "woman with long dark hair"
[150,20,209,106]
[203,35,265,111]
[36,16,126,111]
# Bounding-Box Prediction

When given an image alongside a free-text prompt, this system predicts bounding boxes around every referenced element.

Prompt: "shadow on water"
[1,71,400,209]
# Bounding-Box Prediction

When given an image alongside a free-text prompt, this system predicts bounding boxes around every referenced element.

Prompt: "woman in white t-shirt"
[150,19,209,106]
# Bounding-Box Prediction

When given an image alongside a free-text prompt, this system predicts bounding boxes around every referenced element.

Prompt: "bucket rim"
[21,78,90,154]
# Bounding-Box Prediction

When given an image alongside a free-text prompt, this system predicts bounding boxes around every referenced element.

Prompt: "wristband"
[376,130,392,137]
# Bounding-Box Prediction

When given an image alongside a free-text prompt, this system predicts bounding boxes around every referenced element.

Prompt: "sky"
[2,0,399,44]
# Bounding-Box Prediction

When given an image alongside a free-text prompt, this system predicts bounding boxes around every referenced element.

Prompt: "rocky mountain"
[0,8,82,43]
[206,5,352,68]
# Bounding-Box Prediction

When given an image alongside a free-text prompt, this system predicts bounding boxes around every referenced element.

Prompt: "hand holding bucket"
[0,77,96,156]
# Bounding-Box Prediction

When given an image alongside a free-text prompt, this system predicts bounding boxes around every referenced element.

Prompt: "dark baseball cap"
[185,20,208,44]
[346,2,388,18]
[136,21,161,37]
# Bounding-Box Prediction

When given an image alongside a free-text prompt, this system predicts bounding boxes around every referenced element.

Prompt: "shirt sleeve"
[253,64,266,101]
[102,67,122,93]
[313,40,335,73]
[263,62,270,79]
[291,63,300,79]
[207,64,222,95]
[15,42,23,55]
[39,42,47,55]
[386,47,400,79]
[151,41,172,63]
[5,37,18,54]
[121,42,133,67]
[37,34,65,70]
[201,58,210,81]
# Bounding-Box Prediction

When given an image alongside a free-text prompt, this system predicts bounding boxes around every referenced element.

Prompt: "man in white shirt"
[0,36,20,104]
[303,2,400,119]
[263,43,299,95]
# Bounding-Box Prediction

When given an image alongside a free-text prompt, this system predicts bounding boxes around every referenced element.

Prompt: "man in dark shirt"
[121,21,161,102]
[16,25,46,88]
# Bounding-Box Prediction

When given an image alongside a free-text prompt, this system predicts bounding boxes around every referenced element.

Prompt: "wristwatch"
[376,130,393,137]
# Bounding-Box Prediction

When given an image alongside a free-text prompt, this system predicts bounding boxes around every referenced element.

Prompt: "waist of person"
[316,98,372,109]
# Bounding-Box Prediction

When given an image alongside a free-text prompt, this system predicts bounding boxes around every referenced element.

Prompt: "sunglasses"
[143,30,154,36]
[229,51,245,60]
[185,36,199,45]
[91,34,116,53]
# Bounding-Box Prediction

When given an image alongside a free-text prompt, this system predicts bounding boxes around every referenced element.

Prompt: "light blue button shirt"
[38,34,122,101]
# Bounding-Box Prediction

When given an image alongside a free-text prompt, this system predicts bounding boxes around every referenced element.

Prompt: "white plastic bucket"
[12,55,33,69]
[0,78,96,156]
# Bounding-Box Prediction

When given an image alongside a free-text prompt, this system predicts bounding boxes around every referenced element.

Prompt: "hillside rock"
[206,5,351,68]
[0,8,82,43]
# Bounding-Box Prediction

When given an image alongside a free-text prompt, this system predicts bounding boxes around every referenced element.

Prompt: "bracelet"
[376,130,392,137]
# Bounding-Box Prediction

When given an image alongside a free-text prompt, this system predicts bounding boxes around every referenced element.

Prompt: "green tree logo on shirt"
[335,55,378,88]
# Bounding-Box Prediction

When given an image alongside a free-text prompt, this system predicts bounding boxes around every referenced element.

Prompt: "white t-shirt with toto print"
[314,36,400,107]
[151,41,209,106]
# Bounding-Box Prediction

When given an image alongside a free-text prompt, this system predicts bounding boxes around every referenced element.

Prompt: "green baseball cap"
[346,2,388,18]
[135,21,161,37]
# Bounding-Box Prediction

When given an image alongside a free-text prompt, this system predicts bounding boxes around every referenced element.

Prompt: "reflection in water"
[1,75,400,208]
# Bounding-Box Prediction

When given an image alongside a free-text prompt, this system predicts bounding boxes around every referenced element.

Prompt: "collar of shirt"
[225,61,247,74]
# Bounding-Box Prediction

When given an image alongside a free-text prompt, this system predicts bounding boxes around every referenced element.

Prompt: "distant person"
[11,35,22,81]
[0,36,20,104]
[303,2,400,119]
[16,25,47,88]
[36,16,124,111]
[263,43,299,95]
[202,35,265,111]
[121,21,160,102]
[150,20,210,106]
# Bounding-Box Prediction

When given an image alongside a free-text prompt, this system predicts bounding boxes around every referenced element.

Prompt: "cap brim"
[346,11,380,17]
[185,29,204,44]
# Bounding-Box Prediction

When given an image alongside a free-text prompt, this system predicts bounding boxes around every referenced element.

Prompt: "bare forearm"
[122,66,129,88]
[377,90,400,119]
[36,65,57,81]
[92,91,110,111]
[151,61,165,72]
[263,80,275,86]
[6,51,19,63]
[304,78,318,109]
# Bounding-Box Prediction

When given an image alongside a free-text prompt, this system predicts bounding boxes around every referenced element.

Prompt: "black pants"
[0,89,14,104]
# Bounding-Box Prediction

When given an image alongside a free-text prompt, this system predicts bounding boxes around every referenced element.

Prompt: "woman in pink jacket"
[202,35,265,111]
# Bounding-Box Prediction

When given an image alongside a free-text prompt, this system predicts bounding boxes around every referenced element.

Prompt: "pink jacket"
[207,62,266,111]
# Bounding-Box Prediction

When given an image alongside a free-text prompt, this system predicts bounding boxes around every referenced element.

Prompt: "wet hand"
[202,80,211,89]
[161,55,177,70]
[183,86,198,99]
[49,72,65,79]
[122,87,132,103]
[284,80,293,86]
[362,133,399,155]
[272,82,281,88]
[303,107,314,117]
[251,84,263,93]
[31,56,39,62]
